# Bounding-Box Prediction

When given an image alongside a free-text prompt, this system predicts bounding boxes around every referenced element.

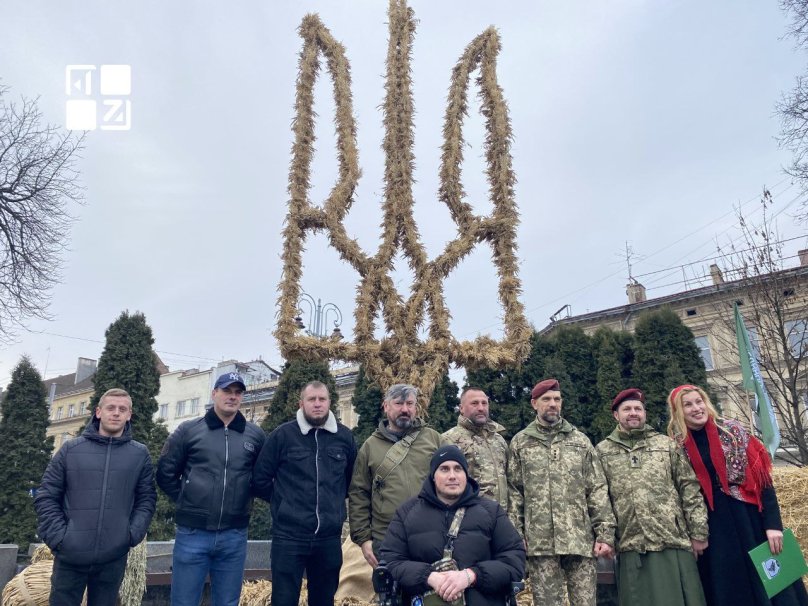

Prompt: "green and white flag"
[734,303,780,458]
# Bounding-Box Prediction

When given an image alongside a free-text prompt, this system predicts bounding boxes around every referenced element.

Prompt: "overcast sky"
[0,0,805,387]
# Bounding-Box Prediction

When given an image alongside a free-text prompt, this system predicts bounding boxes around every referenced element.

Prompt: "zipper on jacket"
[93,438,113,560]
[314,429,321,535]
[217,426,230,530]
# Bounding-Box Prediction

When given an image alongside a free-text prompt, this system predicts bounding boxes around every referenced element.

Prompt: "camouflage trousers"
[526,555,596,606]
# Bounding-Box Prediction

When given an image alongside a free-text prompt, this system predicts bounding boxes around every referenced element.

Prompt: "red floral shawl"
[682,417,772,511]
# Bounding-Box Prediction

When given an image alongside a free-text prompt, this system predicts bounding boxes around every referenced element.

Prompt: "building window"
[55,407,63,420]
[159,403,168,419]
[694,336,714,371]
[68,404,75,418]
[79,401,87,414]
[785,319,807,358]
[686,308,698,317]
[189,398,200,415]
[61,432,69,446]
[176,400,186,417]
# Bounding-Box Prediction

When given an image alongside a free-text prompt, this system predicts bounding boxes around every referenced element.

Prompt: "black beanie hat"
[430,445,469,479]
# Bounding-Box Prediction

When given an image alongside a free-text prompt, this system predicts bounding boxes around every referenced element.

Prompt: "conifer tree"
[92,311,161,446]
[261,359,338,434]
[632,308,709,430]
[92,310,173,538]
[466,332,556,439]
[547,327,598,438]
[590,328,635,442]
[426,373,460,433]
[0,356,53,550]
[351,365,384,445]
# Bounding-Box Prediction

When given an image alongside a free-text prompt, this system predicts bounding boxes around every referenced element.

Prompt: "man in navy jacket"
[253,380,357,606]
[35,388,156,606]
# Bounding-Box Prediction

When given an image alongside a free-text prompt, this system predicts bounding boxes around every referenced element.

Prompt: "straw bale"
[0,560,73,606]
[239,579,272,606]
[29,546,52,564]
[239,579,318,606]
[772,465,808,589]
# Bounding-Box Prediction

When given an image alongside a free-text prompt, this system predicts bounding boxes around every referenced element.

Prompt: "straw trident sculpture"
[276,0,532,413]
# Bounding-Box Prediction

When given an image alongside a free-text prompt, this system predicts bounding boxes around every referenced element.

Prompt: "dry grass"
[772,465,808,589]
[0,560,64,606]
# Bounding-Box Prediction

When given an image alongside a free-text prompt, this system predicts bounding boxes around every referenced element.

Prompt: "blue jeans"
[171,526,248,606]
[271,536,342,606]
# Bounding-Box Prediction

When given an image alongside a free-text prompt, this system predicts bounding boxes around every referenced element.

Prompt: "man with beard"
[348,383,444,568]
[596,389,707,606]
[442,387,509,508]
[508,378,616,606]
[253,381,357,606]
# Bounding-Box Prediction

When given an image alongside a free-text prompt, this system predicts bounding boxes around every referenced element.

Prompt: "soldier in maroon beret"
[610,388,645,412]
[508,380,616,606]
[595,388,708,606]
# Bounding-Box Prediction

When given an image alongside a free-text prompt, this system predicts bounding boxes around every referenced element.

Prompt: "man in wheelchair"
[378,446,525,606]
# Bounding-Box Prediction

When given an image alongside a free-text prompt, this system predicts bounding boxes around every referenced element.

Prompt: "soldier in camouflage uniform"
[442,387,509,509]
[508,378,616,606]
[596,388,707,606]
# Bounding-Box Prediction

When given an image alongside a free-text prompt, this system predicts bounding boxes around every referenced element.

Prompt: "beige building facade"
[545,254,808,435]
[44,358,97,451]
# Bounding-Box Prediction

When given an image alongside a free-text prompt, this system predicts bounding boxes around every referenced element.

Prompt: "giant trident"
[275,0,532,412]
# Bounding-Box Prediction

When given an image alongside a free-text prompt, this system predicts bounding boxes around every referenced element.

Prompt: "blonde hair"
[98,388,133,410]
[666,384,720,443]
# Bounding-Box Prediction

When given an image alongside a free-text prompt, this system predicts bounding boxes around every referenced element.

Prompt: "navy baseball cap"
[214,372,246,390]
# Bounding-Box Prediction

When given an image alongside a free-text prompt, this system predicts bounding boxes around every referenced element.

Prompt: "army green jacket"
[442,416,509,509]
[596,425,708,554]
[508,418,615,558]
[348,419,443,549]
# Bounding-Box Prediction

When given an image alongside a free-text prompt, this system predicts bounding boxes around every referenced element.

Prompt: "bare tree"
[0,84,84,342]
[707,189,808,465]
[779,0,808,221]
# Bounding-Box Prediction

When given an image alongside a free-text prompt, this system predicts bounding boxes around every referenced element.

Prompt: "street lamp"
[295,292,343,339]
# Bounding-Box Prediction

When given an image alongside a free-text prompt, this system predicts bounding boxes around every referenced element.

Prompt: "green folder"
[748,528,808,598]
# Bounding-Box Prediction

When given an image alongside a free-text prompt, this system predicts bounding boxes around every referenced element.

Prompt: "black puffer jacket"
[34,417,156,566]
[379,477,525,606]
[156,408,264,530]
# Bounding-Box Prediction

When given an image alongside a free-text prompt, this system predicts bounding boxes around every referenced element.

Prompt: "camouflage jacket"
[507,418,615,557]
[442,416,509,509]
[348,419,443,549]
[596,425,708,554]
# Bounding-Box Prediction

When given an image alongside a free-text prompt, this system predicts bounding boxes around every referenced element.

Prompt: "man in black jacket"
[380,445,525,606]
[35,388,156,606]
[253,381,357,606]
[156,372,265,606]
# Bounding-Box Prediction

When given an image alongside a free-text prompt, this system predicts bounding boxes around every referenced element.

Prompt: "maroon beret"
[611,388,645,411]
[531,379,560,400]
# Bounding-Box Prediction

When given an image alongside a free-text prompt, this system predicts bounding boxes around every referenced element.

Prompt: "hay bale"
[29,546,52,565]
[772,466,808,560]
[772,465,808,590]
[240,579,272,606]
[1,560,54,606]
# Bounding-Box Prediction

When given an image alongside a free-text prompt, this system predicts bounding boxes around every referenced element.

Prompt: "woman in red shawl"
[667,384,807,606]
